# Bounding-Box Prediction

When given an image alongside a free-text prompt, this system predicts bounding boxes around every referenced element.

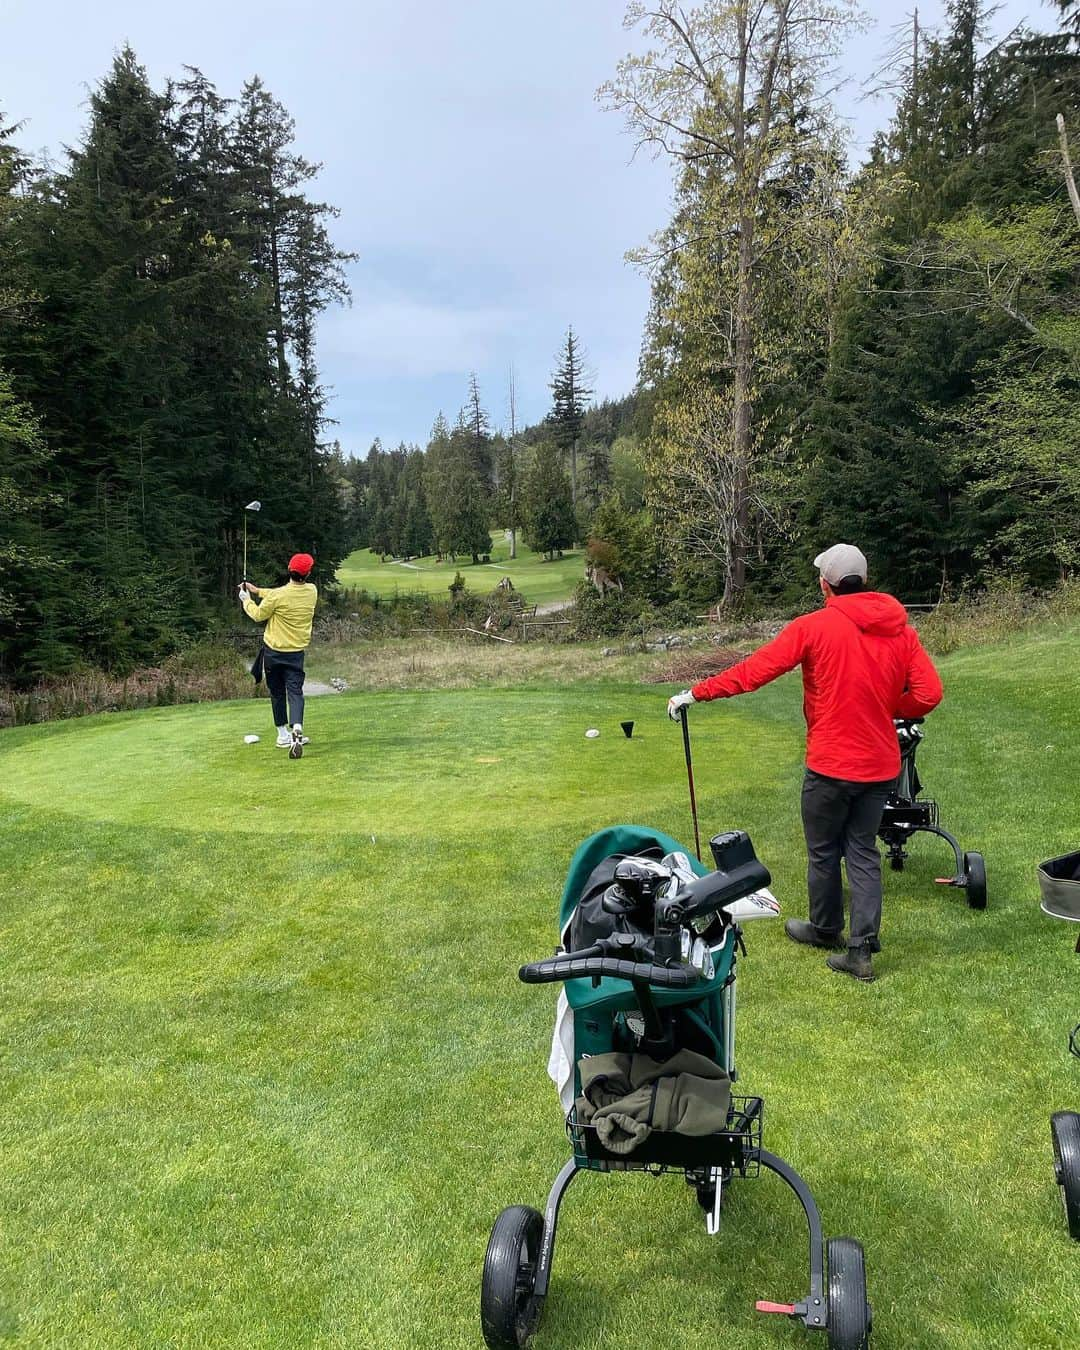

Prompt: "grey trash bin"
[1038,850,1080,924]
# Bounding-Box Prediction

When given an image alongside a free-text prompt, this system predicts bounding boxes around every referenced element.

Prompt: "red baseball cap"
[288,553,314,576]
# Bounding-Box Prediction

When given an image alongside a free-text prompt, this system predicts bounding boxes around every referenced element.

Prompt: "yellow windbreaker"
[242,582,318,651]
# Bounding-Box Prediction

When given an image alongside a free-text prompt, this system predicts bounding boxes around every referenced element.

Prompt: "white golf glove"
[238,584,249,603]
[667,690,696,721]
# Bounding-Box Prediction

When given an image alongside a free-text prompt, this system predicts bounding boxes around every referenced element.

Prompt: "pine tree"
[425,414,489,563]
[547,327,592,507]
[0,52,353,670]
[393,446,433,558]
[463,372,494,494]
[522,441,575,560]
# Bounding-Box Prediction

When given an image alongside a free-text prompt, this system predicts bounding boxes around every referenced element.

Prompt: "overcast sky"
[1,0,1044,456]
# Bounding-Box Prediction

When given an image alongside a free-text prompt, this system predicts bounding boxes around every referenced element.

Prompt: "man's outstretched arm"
[241,588,277,624]
[691,619,809,702]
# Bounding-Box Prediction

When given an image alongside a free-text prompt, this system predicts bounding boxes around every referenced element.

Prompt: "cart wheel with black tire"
[964,852,987,910]
[1051,1111,1080,1241]
[826,1237,872,1350]
[481,1205,545,1349]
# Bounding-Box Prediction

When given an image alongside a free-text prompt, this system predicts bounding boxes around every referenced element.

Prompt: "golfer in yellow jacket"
[240,552,318,758]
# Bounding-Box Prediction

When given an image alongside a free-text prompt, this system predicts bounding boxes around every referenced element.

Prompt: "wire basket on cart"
[567,1094,763,1176]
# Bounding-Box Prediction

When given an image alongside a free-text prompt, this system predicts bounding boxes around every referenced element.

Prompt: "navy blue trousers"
[263,646,305,728]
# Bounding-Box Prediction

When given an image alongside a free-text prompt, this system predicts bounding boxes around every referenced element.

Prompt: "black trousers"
[263,646,305,728]
[800,769,896,950]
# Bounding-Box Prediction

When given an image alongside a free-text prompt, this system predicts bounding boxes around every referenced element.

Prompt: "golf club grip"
[518,956,699,988]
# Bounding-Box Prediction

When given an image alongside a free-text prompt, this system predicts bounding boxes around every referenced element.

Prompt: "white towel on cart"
[547,989,576,1115]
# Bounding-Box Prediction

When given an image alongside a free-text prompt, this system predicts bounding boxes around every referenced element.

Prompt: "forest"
[2,1,1079,682]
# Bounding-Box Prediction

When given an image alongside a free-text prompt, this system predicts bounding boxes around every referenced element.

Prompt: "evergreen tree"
[0,370,63,672]
[804,0,1080,600]
[0,52,353,673]
[342,450,370,548]
[394,446,433,558]
[425,413,489,563]
[463,372,494,494]
[547,326,592,507]
[580,439,612,515]
[522,441,575,560]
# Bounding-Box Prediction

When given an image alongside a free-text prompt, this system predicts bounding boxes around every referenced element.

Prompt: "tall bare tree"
[600,0,858,603]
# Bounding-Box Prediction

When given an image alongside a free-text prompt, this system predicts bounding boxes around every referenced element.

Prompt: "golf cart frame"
[481,827,872,1349]
[525,1112,838,1338]
[878,719,986,908]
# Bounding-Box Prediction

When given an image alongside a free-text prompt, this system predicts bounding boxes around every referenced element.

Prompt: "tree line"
[343,0,1080,618]
[0,49,353,680]
[600,0,1080,609]
[335,334,643,570]
[4,6,1079,684]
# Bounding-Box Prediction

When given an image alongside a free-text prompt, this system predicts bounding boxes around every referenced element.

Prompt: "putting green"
[0,688,794,838]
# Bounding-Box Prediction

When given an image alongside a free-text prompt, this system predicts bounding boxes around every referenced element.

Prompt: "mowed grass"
[0,629,1078,1348]
[336,532,584,608]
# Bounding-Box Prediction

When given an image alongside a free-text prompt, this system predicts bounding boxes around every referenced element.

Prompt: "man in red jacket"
[667,544,943,982]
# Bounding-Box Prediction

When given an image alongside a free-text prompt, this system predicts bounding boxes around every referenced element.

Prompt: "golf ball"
[585,728,600,739]
[243,734,260,744]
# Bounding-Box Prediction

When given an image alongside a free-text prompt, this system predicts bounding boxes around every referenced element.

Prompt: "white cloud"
[318,299,522,380]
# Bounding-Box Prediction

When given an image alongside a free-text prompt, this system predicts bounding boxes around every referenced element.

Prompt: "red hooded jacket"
[691,593,943,782]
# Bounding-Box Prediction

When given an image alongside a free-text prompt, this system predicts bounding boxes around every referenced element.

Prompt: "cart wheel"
[826,1237,871,1349]
[889,856,904,872]
[963,852,987,909]
[481,1205,545,1349]
[1051,1111,1080,1241]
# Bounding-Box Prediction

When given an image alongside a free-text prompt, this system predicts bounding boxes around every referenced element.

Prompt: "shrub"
[569,580,642,638]
[0,641,250,728]
[918,578,1080,655]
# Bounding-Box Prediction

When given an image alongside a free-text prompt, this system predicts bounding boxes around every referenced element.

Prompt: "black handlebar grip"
[518,956,699,988]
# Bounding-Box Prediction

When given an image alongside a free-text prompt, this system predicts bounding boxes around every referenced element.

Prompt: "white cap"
[813,543,868,585]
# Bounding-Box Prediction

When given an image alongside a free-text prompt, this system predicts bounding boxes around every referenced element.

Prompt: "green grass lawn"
[336,532,584,608]
[0,630,1078,1348]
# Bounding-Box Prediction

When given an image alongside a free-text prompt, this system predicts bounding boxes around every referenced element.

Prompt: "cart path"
[306,680,339,696]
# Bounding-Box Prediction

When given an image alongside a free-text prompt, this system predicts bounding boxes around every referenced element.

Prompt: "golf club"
[679,705,702,863]
[242,500,261,581]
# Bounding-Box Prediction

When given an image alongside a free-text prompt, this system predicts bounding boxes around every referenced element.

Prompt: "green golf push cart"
[481,825,872,1349]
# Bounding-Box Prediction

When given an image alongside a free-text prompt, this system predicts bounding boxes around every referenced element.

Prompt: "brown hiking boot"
[827,946,875,983]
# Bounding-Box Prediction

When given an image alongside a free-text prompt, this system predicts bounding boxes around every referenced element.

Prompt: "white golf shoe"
[275,726,292,748]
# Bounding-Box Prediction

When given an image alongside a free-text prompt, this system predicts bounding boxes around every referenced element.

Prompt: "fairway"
[1,633,1078,1348]
[336,533,584,608]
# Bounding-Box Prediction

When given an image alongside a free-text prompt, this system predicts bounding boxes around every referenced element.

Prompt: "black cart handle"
[518,955,700,988]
